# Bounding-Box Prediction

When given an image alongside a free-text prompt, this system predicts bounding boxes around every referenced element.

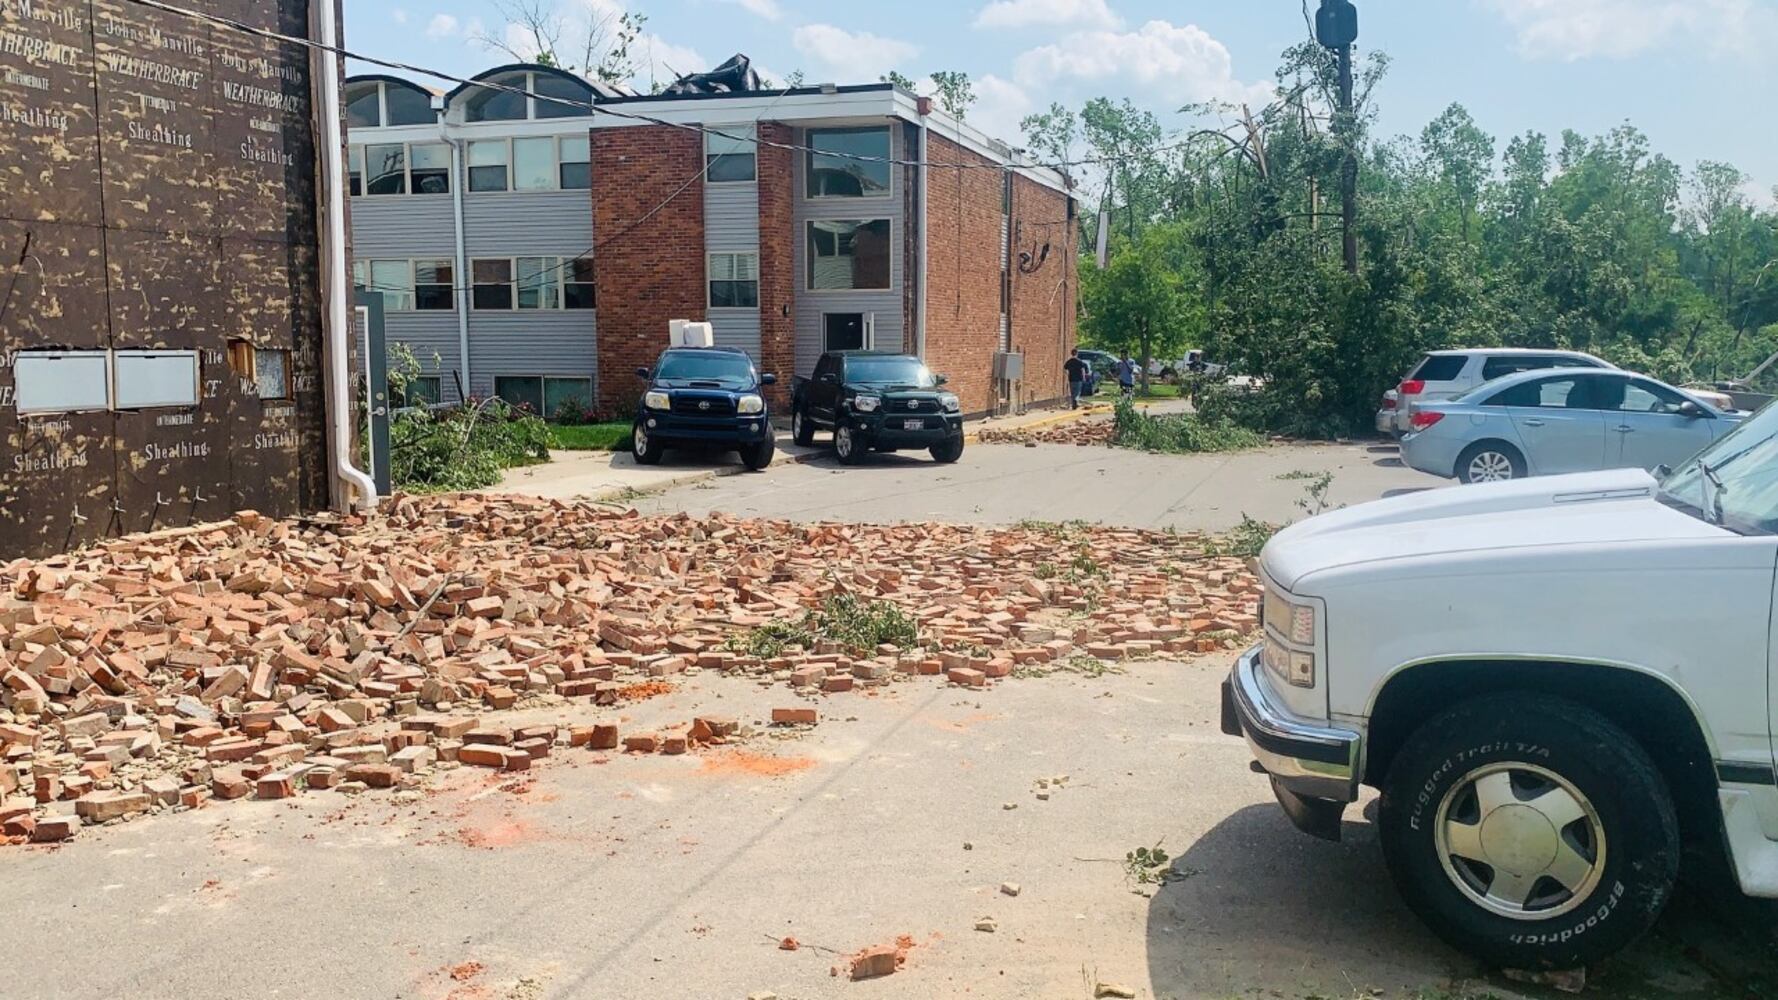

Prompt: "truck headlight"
[737,394,764,415]
[853,395,881,413]
[1264,590,1317,645]
[1262,636,1317,689]
[644,391,671,411]
[938,393,961,413]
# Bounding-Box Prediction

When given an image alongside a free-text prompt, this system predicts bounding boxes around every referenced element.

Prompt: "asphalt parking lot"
[6,434,1765,1000]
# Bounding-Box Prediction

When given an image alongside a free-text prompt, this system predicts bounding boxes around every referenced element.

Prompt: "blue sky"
[348,0,1777,202]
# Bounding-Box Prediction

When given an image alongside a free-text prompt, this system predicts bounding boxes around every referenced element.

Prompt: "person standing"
[1116,355,1137,399]
[1063,349,1088,409]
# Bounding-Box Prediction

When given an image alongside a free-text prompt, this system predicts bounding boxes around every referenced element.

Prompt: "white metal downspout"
[916,117,930,361]
[442,127,470,399]
[314,0,377,513]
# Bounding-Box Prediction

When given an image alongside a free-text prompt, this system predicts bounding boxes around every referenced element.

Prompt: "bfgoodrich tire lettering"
[1378,694,1678,970]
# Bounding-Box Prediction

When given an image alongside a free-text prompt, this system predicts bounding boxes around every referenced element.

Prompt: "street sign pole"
[1316,0,1360,274]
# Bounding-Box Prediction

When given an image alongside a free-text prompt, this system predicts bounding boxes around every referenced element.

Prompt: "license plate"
[902,418,924,430]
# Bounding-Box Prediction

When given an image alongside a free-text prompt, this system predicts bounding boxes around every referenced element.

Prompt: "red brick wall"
[756,122,796,410]
[592,125,706,414]
[922,134,1009,416]
[1009,174,1077,408]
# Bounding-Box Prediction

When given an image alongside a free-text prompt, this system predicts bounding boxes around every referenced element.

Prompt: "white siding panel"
[792,124,906,374]
[386,313,466,401]
[705,184,759,252]
[467,311,598,399]
[350,196,456,258]
[463,191,594,258]
[708,308,761,358]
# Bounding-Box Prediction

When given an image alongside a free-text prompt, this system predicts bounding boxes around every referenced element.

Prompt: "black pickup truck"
[791,351,964,465]
[632,346,777,470]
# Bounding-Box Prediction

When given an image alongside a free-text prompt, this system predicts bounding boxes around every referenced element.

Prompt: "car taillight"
[1411,410,1445,430]
[1399,379,1426,396]
[1381,396,1397,410]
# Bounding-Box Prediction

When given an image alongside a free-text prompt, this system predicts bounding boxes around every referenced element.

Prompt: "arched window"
[344,77,436,128]
[455,67,597,122]
[461,70,531,122]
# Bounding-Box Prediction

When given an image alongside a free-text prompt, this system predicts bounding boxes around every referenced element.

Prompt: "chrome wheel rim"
[633,426,648,456]
[1434,762,1605,921]
[836,426,853,458]
[793,411,804,439]
[1468,451,1514,482]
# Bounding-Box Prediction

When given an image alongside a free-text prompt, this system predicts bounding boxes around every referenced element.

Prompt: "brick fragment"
[771,708,818,726]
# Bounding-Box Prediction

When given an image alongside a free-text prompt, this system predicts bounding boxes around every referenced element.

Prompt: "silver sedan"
[1400,368,1742,484]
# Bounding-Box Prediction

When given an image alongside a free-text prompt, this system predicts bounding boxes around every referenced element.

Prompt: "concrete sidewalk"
[494,402,1119,502]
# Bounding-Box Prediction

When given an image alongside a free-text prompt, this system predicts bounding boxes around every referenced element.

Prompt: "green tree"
[1080,225,1196,380]
[1421,103,1494,240]
[928,71,975,119]
[882,70,917,91]
[1020,102,1081,167]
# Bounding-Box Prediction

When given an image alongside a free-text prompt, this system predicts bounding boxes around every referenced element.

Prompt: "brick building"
[344,67,1078,418]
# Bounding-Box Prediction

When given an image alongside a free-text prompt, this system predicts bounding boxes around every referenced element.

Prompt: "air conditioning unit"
[669,319,715,348]
[993,351,1024,381]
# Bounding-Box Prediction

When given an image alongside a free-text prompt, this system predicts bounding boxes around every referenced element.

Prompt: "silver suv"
[1391,349,1613,435]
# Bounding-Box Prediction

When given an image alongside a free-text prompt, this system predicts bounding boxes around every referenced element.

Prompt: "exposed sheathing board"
[0,0,329,559]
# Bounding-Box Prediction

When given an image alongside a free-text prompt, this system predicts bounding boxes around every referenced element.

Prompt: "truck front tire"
[792,407,815,446]
[632,422,665,465]
[834,420,863,465]
[1378,694,1678,971]
[741,435,775,471]
[930,437,964,463]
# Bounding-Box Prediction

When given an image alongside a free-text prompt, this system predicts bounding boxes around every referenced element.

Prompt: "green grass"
[547,422,633,451]
[1137,382,1183,398]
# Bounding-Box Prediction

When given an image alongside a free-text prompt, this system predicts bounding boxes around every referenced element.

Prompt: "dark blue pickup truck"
[791,351,964,465]
[632,346,777,470]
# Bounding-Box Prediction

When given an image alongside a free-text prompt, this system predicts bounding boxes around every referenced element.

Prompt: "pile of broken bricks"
[978,419,1116,447]
[0,494,1259,845]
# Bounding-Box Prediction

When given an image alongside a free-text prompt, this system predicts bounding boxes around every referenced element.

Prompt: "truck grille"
[887,397,941,415]
[671,394,736,416]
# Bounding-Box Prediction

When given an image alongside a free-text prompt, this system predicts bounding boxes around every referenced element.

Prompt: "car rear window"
[1481,355,1595,380]
[1409,355,1466,382]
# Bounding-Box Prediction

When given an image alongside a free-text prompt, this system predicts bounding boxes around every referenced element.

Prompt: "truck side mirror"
[819,372,838,384]
[935,374,949,386]
[761,373,778,386]
[635,367,650,380]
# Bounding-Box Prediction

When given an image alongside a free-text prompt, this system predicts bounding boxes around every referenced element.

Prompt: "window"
[352,259,416,311]
[517,257,561,309]
[383,85,433,126]
[1409,354,1466,382]
[346,81,381,128]
[823,313,867,352]
[472,259,514,310]
[472,258,590,310]
[513,137,557,191]
[409,143,451,195]
[532,73,594,119]
[707,125,757,184]
[461,71,529,123]
[492,376,592,416]
[348,145,364,196]
[708,252,759,308]
[468,140,509,192]
[807,128,891,197]
[560,135,591,189]
[13,351,111,414]
[564,258,596,310]
[393,375,442,408]
[414,259,456,311]
[808,219,891,290]
[254,349,291,400]
[1599,377,1688,415]
[365,143,406,195]
[113,350,200,409]
[1488,376,1592,410]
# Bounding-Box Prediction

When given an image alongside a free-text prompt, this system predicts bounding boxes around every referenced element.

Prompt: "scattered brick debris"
[979,420,1115,447]
[0,494,1257,844]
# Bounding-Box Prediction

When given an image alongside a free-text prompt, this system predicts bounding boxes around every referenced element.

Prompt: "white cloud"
[974,0,1120,30]
[792,23,920,80]
[391,9,409,25]
[720,0,785,20]
[970,73,1035,148]
[1013,20,1273,108]
[1486,0,1778,60]
[425,14,459,40]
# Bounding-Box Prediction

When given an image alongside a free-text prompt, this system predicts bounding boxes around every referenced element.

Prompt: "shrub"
[390,399,552,494]
[1111,398,1266,453]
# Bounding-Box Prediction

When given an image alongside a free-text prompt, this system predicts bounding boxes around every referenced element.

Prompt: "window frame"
[706,125,758,185]
[1486,375,1598,411]
[352,258,419,312]
[470,256,593,312]
[559,134,591,190]
[707,251,760,309]
[412,258,457,312]
[806,218,894,293]
[805,126,893,200]
[491,375,594,416]
[351,141,452,197]
[464,136,586,194]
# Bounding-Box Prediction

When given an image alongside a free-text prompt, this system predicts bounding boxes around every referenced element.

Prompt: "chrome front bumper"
[1221,645,1362,839]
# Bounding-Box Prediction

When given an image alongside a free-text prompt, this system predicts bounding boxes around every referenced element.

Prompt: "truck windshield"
[1659,402,1778,534]
[655,352,755,385]
[847,357,937,388]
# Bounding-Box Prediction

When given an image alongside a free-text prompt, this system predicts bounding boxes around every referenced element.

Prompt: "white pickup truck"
[1224,401,1778,970]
